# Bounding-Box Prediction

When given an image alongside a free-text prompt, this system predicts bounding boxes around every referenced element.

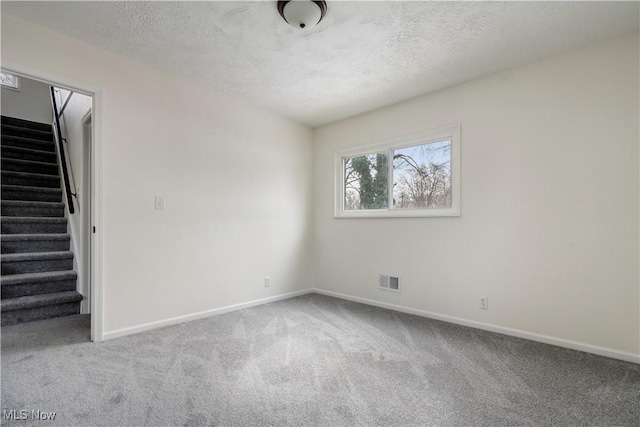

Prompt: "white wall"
[313,34,639,356]
[1,14,314,333]
[1,75,52,123]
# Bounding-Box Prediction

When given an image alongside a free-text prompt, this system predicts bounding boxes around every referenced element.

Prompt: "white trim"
[79,113,92,315]
[90,91,104,342]
[102,289,314,341]
[334,124,461,218]
[311,288,640,364]
[81,109,92,125]
[1,61,105,343]
[103,287,639,363]
[0,60,98,96]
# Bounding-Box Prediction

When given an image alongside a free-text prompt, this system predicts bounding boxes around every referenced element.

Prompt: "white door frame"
[2,60,105,342]
[80,112,92,315]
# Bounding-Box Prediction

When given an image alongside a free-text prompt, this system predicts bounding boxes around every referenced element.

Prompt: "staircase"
[1,116,82,326]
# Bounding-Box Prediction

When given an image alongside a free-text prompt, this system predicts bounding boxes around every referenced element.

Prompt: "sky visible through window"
[393,139,451,209]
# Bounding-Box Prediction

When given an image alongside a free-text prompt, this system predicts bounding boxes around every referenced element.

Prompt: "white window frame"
[335,124,460,218]
[0,72,20,91]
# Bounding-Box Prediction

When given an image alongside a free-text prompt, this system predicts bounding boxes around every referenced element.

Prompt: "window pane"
[0,72,18,89]
[393,140,451,208]
[344,152,389,210]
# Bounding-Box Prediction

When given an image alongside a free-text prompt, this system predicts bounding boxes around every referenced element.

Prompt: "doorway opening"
[1,65,103,341]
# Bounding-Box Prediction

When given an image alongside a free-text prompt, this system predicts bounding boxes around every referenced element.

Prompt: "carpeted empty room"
[2,2,640,426]
[2,294,639,426]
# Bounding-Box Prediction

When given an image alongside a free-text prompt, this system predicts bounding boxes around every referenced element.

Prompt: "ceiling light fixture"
[277,0,327,30]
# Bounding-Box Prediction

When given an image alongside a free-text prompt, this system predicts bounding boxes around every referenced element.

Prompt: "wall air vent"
[379,275,400,292]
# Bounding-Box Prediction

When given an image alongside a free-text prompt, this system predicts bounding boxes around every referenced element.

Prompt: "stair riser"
[1,174,60,189]
[1,117,52,132]
[1,159,59,175]
[1,221,67,234]
[1,302,80,326]
[1,188,62,203]
[1,126,53,142]
[1,239,70,254]
[2,147,57,164]
[1,137,56,153]
[1,204,65,218]
[2,279,77,298]
[1,257,73,275]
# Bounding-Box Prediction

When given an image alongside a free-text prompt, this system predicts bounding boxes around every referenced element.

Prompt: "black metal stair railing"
[50,87,75,214]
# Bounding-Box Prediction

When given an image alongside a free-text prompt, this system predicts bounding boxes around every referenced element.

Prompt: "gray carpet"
[1,294,639,426]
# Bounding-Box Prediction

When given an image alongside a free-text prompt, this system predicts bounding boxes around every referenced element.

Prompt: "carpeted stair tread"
[2,157,60,175]
[1,200,64,208]
[1,270,77,299]
[1,251,74,262]
[1,145,57,164]
[1,134,56,153]
[1,233,71,254]
[1,200,65,217]
[1,251,74,275]
[1,116,52,132]
[1,217,68,234]
[1,233,70,243]
[1,298,81,325]
[1,170,61,188]
[1,124,53,141]
[1,170,60,180]
[1,270,77,286]
[1,217,67,224]
[1,185,62,202]
[1,291,82,312]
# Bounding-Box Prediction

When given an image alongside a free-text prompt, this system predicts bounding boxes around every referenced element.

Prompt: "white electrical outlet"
[480,296,489,310]
[264,277,270,287]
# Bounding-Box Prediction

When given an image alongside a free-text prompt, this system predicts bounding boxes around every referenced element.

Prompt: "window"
[335,124,460,218]
[0,72,19,91]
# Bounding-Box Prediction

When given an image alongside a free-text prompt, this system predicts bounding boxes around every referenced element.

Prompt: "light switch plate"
[155,196,165,210]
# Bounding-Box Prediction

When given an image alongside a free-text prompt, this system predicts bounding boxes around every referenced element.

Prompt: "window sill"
[334,207,460,219]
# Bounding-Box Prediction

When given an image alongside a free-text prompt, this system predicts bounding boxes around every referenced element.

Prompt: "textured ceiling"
[2,1,638,127]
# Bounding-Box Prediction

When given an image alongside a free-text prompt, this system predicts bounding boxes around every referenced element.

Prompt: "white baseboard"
[102,286,639,364]
[312,288,640,364]
[102,289,314,341]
